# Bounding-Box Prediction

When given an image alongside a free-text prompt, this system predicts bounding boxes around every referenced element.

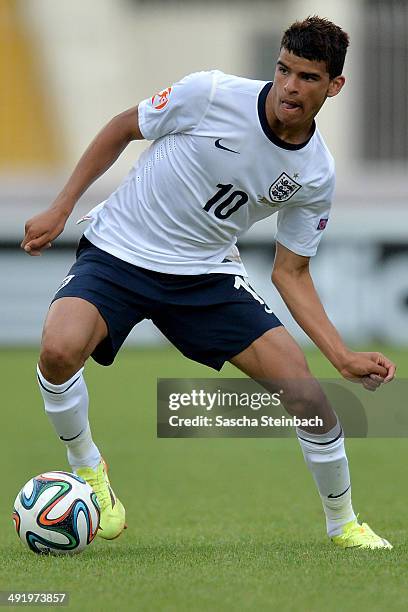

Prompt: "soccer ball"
[12,471,100,555]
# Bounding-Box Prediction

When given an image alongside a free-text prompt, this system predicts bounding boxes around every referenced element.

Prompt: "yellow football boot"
[332,520,392,550]
[77,459,126,540]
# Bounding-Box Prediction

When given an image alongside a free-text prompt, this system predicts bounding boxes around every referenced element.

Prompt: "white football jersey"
[84,70,335,275]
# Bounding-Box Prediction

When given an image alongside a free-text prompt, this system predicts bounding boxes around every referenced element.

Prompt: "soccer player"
[22,16,395,548]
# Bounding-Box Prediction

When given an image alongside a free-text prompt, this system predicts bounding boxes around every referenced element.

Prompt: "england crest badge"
[269,172,302,203]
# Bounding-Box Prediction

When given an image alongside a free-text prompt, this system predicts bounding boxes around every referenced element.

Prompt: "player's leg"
[37,296,127,540]
[37,237,165,540]
[230,327,392,548]
[230,327,356,537]
[152,277,354,537]
[151,271,391,548]
[37,297,107,474]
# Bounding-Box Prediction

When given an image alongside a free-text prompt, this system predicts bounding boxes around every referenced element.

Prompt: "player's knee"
[39,338,85,383]
[282,377,326,420]
[290,349,312,378]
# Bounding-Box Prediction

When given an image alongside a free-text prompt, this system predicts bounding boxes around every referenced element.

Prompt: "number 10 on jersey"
[203,184,249,219]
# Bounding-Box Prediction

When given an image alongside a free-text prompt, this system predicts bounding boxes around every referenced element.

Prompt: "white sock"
[37,365,101,472]
[297,420,356,536]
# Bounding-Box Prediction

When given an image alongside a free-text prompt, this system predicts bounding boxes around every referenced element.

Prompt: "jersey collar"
[257,82,316,150]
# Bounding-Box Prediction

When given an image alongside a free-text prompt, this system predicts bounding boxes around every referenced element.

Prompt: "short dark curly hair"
[280,16,350,79]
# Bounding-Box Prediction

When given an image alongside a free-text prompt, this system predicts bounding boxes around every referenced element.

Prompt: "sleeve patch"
[317,218,328,230]
[151,87,172,111]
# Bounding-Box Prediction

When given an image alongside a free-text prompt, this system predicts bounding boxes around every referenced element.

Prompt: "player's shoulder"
[212,70,267,97]
[178,69,265,97]
[165,70,266,122]
[175,70,216,91]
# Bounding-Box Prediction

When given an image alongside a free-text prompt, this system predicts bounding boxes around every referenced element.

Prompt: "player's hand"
[338,351,396,391]
[21,208,68,256]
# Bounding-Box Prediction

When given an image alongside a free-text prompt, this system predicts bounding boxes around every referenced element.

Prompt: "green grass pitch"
[1,346,407,611]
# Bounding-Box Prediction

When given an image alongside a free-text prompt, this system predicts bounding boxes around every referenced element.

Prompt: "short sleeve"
[275,180,334,257]
[138,71,216,141]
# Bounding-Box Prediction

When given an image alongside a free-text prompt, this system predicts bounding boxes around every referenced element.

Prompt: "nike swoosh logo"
[215,139,240,154]
[60,428,84,442]
[328,484,351,499]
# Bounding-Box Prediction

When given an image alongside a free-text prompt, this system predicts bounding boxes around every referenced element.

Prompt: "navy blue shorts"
[52,236,282,370]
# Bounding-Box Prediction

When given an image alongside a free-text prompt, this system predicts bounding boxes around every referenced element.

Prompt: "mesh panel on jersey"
[136,135,177,183]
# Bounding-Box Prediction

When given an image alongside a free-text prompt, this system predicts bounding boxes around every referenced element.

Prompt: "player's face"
[270,49,345,132]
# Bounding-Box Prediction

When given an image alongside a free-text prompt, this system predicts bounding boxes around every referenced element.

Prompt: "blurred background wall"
[1,0,407,347]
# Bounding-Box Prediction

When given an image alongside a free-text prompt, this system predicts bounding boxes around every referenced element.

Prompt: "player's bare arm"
[21,106,144,256]
[272,241,396,388]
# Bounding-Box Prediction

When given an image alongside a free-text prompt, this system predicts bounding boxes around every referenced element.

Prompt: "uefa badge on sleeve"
[151,87,172,111]
[317,218,329,230]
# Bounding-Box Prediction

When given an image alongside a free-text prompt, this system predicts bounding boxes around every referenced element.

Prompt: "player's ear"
[327,75,345,98]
